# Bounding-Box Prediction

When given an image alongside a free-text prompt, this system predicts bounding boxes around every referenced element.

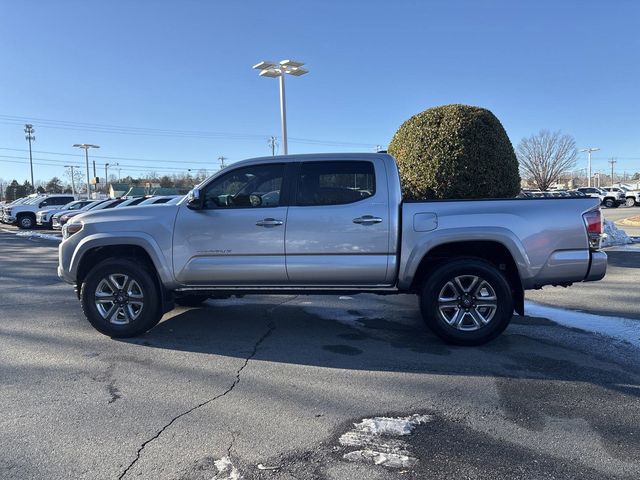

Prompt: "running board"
[174,286,400,296]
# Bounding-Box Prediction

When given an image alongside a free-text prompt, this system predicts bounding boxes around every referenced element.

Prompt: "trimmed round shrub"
[388,104,520,200]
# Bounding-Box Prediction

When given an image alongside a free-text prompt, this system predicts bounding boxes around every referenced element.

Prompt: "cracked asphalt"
[1,230,640,480]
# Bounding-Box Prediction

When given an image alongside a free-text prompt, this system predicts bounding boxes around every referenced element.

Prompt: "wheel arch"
[409,240,524,315]
[72,235,176,313]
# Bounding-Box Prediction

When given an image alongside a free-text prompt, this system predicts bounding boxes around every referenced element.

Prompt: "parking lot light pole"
[73,144,100,198]
[580,147,600,187]
[253,60,308,155]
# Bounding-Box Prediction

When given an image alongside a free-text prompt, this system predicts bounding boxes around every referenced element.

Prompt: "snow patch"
[339,414,432,469]
[14,231,61,242]
[212,456,243,480]
[353,414,432,436]
[343,449,418,468]
[602,220,635,247]
[525,301,640,348]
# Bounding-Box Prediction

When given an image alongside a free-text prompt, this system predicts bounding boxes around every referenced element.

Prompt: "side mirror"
[186,188,202,210]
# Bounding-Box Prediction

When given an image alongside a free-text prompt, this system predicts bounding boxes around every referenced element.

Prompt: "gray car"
[58,153,606,345]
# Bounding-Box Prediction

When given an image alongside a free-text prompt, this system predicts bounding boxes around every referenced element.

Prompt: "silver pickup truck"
[58,153,607,345]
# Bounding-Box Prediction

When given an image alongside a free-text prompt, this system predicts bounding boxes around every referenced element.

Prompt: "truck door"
[285,159,391,285]
[173,163,289,286]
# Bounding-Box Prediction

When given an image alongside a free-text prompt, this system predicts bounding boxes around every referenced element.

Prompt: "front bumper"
[585,251,607,282]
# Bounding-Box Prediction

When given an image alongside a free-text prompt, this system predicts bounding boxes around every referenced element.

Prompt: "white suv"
[576,187,624,208]
[604,187,639,207]
[5,194,77,229]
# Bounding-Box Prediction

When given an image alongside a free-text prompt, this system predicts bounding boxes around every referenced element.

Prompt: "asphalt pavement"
[1,230,639,480]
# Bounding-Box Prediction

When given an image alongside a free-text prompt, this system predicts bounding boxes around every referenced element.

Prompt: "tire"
[626,197,636,208]
[419,259,514,346]
[603,198,616,208]
[17,215,35,229]
[80,258,162,338]
[175,294,210,307]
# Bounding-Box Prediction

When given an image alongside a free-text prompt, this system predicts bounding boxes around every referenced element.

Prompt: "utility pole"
[73,144,100,198]
[24,124,35,193]
[218,156,228,170]
[64,165,77,196]
[608,158,617,187]
[580,147,600,187]
[268,136,278,156]
[104,163,110,194]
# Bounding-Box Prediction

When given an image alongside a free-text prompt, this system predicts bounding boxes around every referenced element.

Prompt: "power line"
[0,154,207,172]
[0,147,216,165]
[0,157,201,177]
[0,114,377,147]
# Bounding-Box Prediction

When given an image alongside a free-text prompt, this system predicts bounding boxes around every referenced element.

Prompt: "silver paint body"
[58,153,606,293]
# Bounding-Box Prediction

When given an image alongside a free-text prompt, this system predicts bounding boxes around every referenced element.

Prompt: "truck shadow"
[605,249,640,268]
[119,296,640,399]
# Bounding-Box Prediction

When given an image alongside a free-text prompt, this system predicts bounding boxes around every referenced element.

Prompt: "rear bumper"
[585,251,607,282]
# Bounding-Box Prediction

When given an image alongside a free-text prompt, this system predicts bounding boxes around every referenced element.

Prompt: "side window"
[203,164,285,209]
[296,161,375,206]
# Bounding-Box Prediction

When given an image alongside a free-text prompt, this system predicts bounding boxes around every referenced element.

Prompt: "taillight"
[583,209,602,249]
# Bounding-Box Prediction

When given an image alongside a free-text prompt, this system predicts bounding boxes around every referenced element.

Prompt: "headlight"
[62,222,83,240]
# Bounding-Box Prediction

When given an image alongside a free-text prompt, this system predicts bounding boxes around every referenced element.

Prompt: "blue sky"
[1,0,639,184]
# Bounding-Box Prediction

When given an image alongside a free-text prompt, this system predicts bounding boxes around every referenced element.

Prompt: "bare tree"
[516,130,577,191]
[65,166,85,193]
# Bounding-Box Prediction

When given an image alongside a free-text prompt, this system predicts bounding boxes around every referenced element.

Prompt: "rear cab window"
[295,161,376,206]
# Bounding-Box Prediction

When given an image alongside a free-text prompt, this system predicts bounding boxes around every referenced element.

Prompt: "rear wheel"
[603,198,617,208]
[81,258,162,337]
[626,197,636,207]
[175,294,210,307]
[420,259,514,346]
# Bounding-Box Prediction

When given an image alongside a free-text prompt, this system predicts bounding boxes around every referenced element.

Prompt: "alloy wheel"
[437,275,498,331]
[94,273,144,325]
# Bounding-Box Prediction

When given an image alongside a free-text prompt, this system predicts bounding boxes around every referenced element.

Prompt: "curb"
[616,216,640,227]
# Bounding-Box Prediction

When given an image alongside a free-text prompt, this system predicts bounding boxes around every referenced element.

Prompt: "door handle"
[256,218,284,227]
[353,215,383,225]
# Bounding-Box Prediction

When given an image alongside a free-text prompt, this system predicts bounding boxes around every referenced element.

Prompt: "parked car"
[36,200,94,228]
[52,200,111,230]
[58,153,607,346]
[113,197,149,208]
[137,195,180,206]
[603,187,639,207]
[54,199,127,229]
[4,194,76,229]
[576,187,624,208]
[1,194,42,223]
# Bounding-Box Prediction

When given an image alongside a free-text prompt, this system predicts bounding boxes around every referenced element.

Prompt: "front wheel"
[603,198,616,208]
[80,258,162,337]
[420,259,514,346]
[17,215,35,229]
[626,197,636,208]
